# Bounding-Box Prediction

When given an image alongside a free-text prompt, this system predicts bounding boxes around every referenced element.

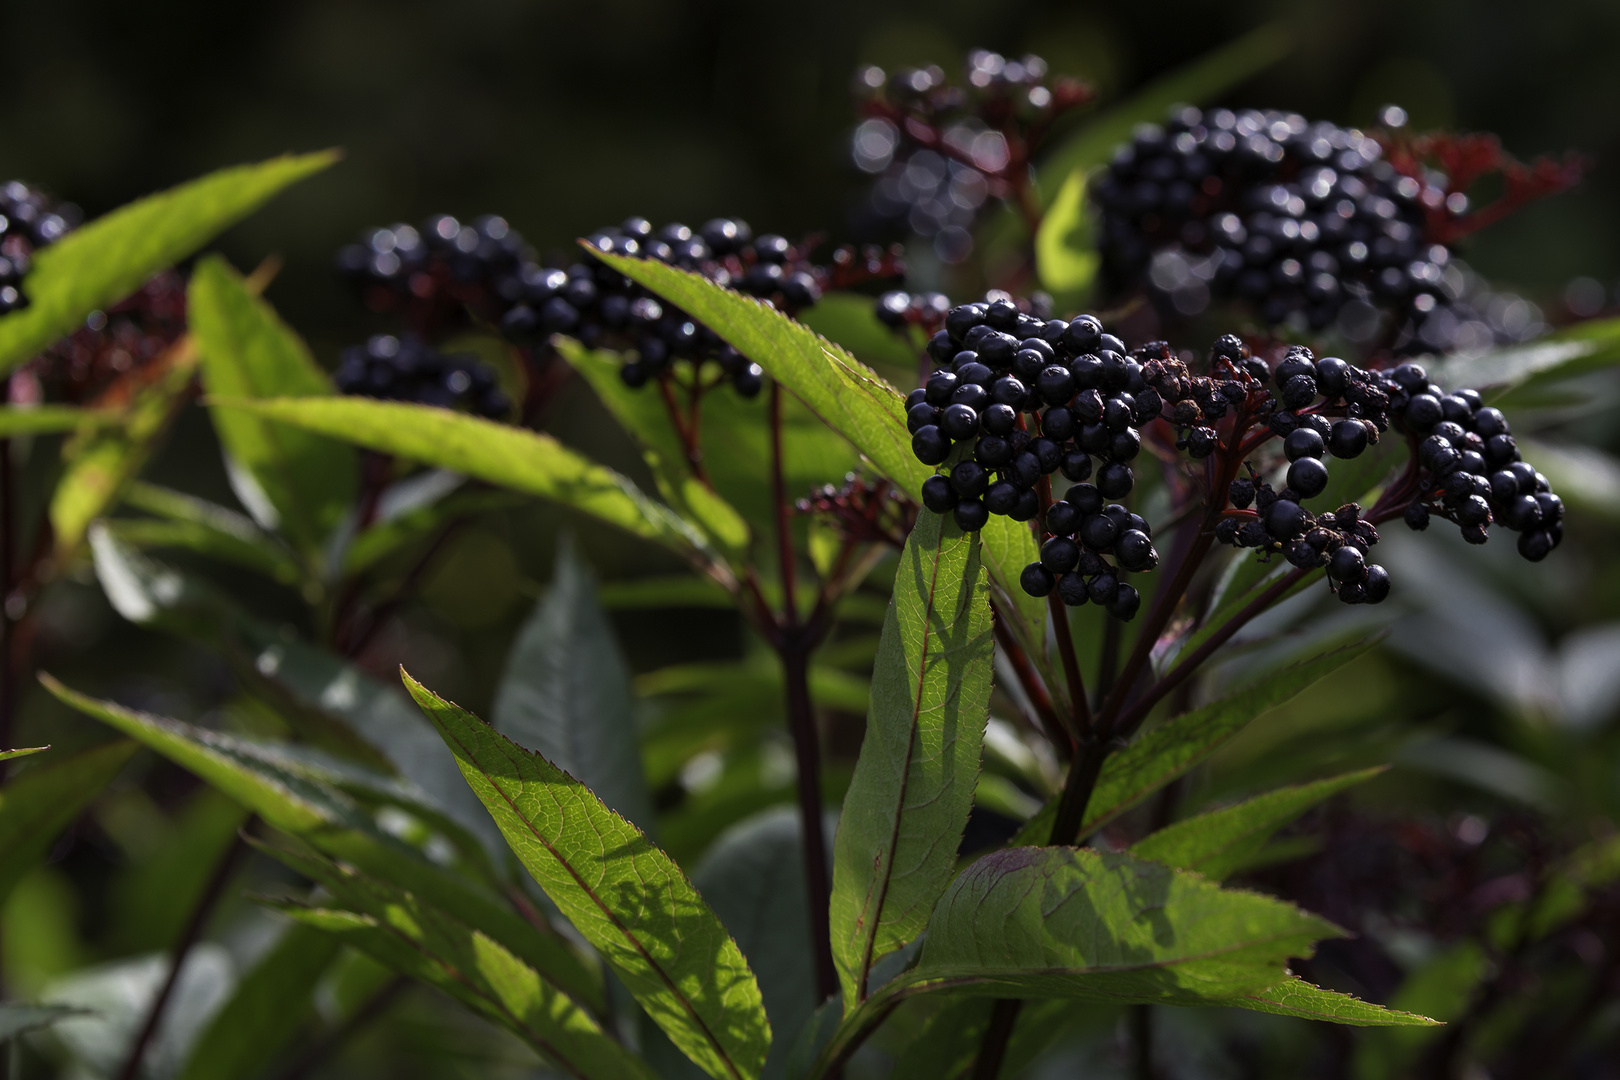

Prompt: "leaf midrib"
[434,715,746,1080]
[854,526,950,1000]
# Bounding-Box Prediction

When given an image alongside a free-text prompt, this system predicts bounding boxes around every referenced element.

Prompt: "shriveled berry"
[1229,478,1256,509]
[1404,502,1431,531]
[1057,572,1090,606]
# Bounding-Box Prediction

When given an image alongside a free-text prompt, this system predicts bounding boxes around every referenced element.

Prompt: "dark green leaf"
[404,673,771,1080]
[260,840,653,1080]
[597,575,735,611]
[0,151,338,375]
[830,510,994,1009]
[189,256,357,560]
[0,740,137,906]
[692,807,825,1080]
[114,481,301,584]
[0,1004,87,1043]
[175,923,342,1080]
[1431,316,1620,393]
[342,484,527,577]
[911,846,1339,1001]
[1013,639,1379,845]
[40,676,604,1013]
[214,397,714,565]
[1129,768,1385,880]
[0,747,47,762]
[494,537,654,831]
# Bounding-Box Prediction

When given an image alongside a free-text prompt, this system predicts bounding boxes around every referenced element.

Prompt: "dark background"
[3,0,1616,362]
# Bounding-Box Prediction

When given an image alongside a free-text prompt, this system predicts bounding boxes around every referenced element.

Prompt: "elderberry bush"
[905,296,1160,620]
[1093,107,1517,350]
[334,334,511,419]
[0,180,78,313]
[499,217,841,398]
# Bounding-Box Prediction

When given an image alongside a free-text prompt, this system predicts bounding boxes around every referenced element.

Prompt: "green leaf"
[1034,169,1098,299]
[114,481,301,585]
[0,1004,87,1042]
[0,406,118,437]
[588,251,1049,678]
[1035,24,1294,200]
[797,293,923,385]
[830,510,994,1009]
[1232,977,1439,1027]
[0,746,47,762]
[0,151,339,375]
[40,676,604,1013]
[494,537,654,831]
[598,575,735,610]
[403,672,771,1080]
[189,256,357,562]
[1430,316,1620,393]
[0,740,137,906]
[1130,768,1385,881]
[911,847,1340,1002]
[1013,639,1379,845]
[214,397,714,566]
[693,808,824,1080]
[50,344,197,559]
[342,484,528,577]
[176,923,342,1080]
[557,338,853,542]
[260,840,653,1080]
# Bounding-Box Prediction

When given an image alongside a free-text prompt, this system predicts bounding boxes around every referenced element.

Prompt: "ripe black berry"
[920,475,958,513]
[954,499,989,531]
[1020,562,1055,597]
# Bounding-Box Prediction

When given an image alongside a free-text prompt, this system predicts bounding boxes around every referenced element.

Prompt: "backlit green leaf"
[0,406,118,437]
[214,397,713,565]
[1034,169,1098,299]
[831,510,994,1009]
[404,673,770,1080]
[1233,977,1439,1027]
[0,151,339,374]
[188,256,356,561]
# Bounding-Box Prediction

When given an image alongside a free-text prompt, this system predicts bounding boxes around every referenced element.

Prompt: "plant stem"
[991,609,1072,760]
[0,428,13,768]
[1096,614,1121,707]
[1047,736,1111,847]
[1131,1004,1155,1080]
[768,380,837,1003]
[1046,593,1090,737]
[971,1000,1024,1080]
[115,829,250,1080]
[270,976,409,1080]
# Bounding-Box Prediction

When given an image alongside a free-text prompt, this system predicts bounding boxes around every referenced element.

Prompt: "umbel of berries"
[1390,361,1563,561]
[0,180,79,314]
[498,217,837,399]
[335,334,511,420]
[905,296,1160,621]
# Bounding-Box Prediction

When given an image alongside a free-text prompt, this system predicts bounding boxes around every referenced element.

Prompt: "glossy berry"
[921,475,958,513]
[1020,562,1055,597]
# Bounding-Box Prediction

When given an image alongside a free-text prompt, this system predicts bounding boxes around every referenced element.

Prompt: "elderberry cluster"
[850,50,1089,261]
[905,297,1160,620]
[30,271,187,402]
[0,181,78,314]
[336,214,531,333]
[1093,107,1470,346]
[334,334,511,420]
[499,217,844,398]
[1391,362,1563,560]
